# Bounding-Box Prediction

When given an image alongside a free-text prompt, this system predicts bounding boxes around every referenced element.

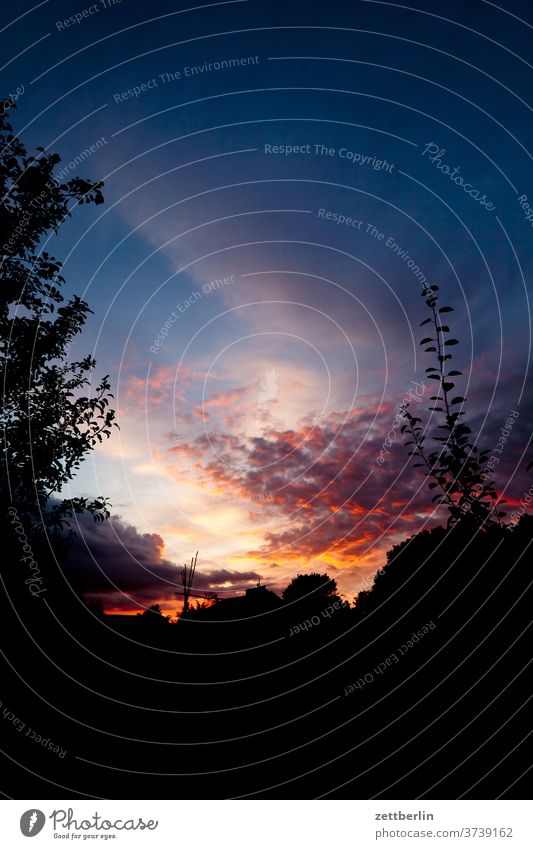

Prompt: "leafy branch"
[1,101,116,532]
[401,284,504,528]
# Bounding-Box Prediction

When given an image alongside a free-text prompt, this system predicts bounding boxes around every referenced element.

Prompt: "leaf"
[442,382,455,391]
[425,347,437,352]
[439,306,454,313]
[444,339,460,346]
[447,370,462,376]
[451,397,465,405]
[420,318,432,326]
[436,326,450,332]
[420,337,433,345]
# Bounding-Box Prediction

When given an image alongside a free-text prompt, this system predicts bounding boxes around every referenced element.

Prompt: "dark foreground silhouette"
[1,100,531,799]
[1,515,531,799]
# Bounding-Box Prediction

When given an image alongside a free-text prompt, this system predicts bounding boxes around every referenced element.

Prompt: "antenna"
[178,551,198,614]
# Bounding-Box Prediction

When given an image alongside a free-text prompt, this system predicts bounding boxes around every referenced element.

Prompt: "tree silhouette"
[282,572,340,604]
[0,102,116,533]
[140,604,168,624]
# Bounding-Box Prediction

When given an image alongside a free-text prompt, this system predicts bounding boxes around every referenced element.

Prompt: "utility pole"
[178,551,198,614]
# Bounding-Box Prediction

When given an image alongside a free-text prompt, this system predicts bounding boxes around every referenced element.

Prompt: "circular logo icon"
[20,810,46,837]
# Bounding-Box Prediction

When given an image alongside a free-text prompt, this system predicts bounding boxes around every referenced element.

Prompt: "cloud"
[193,568,262,593]
[199,387,249,410]
[165,399,439,582]
[118,363,214,414]
[65,513,262,613]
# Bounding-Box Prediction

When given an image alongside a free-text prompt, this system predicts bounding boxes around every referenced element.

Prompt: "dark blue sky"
[3,0,532,611]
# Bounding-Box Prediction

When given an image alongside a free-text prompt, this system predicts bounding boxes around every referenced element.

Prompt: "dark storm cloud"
[65,513,262,611]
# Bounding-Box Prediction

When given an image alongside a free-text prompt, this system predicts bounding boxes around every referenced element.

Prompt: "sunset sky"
[6,0,532,613]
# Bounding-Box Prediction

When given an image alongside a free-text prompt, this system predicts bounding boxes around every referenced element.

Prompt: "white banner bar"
[1,800,532,847]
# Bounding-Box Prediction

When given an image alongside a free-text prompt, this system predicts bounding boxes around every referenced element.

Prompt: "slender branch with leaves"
[401,284,504,529]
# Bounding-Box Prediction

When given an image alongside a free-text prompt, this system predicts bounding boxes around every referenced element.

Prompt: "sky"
[3,0,532,614]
